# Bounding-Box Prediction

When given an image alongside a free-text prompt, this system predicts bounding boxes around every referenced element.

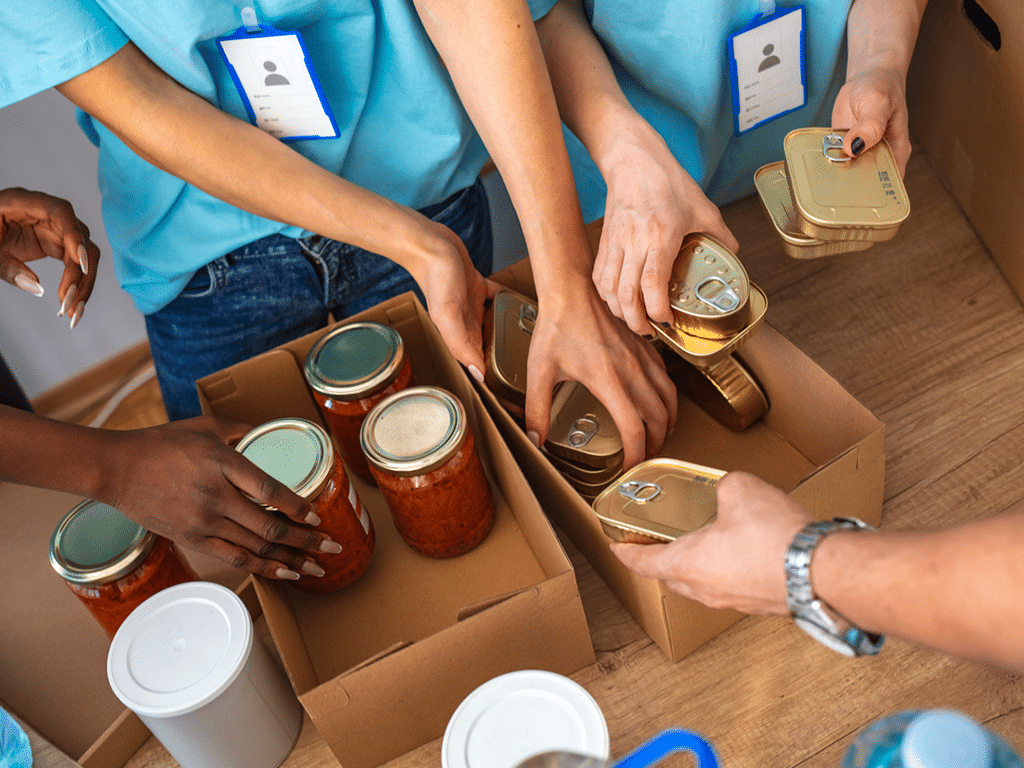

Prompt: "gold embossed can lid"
[667,233,751,340]
[545,382,624,470]
[783,128,910,241]
[754,162,874,259]
[592,458,726,544]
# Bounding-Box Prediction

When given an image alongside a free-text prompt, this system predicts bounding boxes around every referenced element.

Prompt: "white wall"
[0,90,526,400]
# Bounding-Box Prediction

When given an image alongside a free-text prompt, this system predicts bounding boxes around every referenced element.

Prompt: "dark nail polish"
[642,333,655,341]
[851,136,865,156]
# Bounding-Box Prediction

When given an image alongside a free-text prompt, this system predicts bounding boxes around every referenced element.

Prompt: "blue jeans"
[145,179,492,420]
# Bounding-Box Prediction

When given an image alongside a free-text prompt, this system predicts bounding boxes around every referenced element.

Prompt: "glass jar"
[305,321,414,484]
[237,418,375,593]
[361,386,494,558]
[49,500,200,639]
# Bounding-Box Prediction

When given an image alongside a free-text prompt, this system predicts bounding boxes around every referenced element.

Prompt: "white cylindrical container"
[107,581,302,768]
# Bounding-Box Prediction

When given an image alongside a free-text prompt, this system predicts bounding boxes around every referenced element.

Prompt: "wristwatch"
[784,517,885,657]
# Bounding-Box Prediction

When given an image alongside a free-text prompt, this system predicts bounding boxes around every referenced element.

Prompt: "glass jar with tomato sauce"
[49,500,200,639]
[236,418,375,593]
[360,386,494,558]
[305,322,414,484]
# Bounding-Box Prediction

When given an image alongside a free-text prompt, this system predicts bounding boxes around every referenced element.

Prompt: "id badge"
[217,7,339,141]
[728,4,806,135]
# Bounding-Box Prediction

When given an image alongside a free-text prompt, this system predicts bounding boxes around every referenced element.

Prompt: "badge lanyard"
[217,7,339,141]
[728,0,806,135]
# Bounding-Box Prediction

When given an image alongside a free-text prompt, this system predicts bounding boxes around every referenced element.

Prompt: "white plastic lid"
[901,710,992,768]
[442,670,610,768]
[107,582,253,718]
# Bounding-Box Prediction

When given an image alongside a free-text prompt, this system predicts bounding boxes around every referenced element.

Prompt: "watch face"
[794,616,858,657]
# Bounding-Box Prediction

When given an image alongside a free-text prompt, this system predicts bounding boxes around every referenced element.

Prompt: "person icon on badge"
[758,43,781,71]
[263,61,289,86]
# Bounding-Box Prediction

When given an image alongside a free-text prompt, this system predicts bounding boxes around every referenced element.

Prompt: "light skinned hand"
[610,471,812,614]
[592,121,739,335]
[0,187,100,327]
[97,416,343,581]
[524,282,677,470]
[832,65,912,175]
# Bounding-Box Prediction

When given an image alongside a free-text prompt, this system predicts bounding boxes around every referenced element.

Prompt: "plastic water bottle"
[841,710,1023,768]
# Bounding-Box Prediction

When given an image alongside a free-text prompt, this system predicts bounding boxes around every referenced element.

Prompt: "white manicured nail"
[59,283,77,317]
[469,365,485,384]
[70,304,83,329]
[305,511,322,526]
[527,430,540,448]
[14,274,44,297]
[319,540,343,554]
[78,244,89,275]
[275,568,301,580]
[301,561,326,578]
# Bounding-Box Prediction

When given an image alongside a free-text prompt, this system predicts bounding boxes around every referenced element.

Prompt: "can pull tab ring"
[618,480,662,504]
[519,303,537,334]
[822,133,850,163]
[567,417,598,447]
[694,276,741,312]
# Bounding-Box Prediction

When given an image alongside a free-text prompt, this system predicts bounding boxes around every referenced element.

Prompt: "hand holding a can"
[0,187,99,329]
[610,471,809,615]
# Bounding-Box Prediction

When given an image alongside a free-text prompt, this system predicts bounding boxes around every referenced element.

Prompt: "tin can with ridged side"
[544,381,624,472]
[659,348,769,431]
[592,458,726,545]
[666,233,752,340]
[783,128,910,242]
[482,289,537,417]
[754,161,874,259]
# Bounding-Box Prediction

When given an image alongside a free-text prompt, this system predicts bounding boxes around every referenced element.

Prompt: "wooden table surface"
[118,144,1024,768]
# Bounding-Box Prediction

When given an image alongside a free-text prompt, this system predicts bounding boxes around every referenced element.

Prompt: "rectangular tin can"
[483,289,536,409]
[544,381,624,471]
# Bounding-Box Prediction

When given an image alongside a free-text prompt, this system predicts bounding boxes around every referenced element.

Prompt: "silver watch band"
[784,517,885,657]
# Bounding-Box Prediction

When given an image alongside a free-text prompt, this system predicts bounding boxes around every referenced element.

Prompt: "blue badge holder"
[612,730,720,768]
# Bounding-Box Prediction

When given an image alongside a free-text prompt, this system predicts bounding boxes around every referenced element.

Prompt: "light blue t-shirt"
[1,0,556,314]
[563,0,852,222]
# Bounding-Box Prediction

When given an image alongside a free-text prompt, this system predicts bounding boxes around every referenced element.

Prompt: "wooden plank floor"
[42,140,1024,767]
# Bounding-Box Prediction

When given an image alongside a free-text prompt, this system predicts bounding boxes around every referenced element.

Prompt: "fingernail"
[304,511,322,526]
[78,244,89,275]
[301,561,326,578]
[851,136,865,156]
[660,322,672,329]
[275,568,301,580]
[319,539,343,554]
[69,304,83,329]
[642,333,654,341]
[59,283,77,317]
[527,430,540,448]
[14,274,44,298]
[469,365,485,384]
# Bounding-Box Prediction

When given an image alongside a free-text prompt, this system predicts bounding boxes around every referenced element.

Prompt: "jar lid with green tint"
[50,500,156,585]
[361,386,468,477]
[305,322,405,401]
[235,418,334,499]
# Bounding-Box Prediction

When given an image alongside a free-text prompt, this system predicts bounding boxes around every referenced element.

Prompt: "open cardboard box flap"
[486,257,885,660]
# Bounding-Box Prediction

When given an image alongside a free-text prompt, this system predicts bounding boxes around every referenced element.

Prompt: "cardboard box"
[193,293,594,768]
[908,0,1024,302]
[483,258,886,661]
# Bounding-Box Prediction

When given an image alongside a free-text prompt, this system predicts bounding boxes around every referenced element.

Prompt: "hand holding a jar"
[0,187,99,328]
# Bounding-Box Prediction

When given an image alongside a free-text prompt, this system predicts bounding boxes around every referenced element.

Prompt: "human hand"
[610,471,812,614]
[525,281,677,469]
[592,123,738,335]
[832,65,912,175]
[0,188,99,328]
[97,416,342,580]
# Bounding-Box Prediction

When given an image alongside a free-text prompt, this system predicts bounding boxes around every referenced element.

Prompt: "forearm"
[414,0,595,298]
[55,45,438,276]
[813,514,1024,671]
[845,0,929,80]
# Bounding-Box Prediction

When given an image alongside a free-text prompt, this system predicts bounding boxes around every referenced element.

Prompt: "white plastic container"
[107,581,302,768]
[443,670,610,768]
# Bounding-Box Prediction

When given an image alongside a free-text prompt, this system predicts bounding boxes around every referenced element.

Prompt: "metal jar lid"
[672,354,769,431]
[783,128,910,242]
[753,162,874,259]
[50,500,157,585]
[484,289,536,404]
[544,382,624,471]
[592,458,726,544]
[667,233,752,340]
[361,386,468,477]
[235,418,334,499]
[304,322,405,400]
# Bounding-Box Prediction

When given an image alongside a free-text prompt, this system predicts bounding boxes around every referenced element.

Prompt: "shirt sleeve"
[527,0,560,21]
[0,0,129,108]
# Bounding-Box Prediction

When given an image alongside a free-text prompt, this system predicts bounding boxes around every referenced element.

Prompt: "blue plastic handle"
[610,730,720,768]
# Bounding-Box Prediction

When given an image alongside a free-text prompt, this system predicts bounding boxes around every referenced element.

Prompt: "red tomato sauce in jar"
[49,500,200,639]
[361,386,494,558]
[237,418,374,593]
[305,322,414,484]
